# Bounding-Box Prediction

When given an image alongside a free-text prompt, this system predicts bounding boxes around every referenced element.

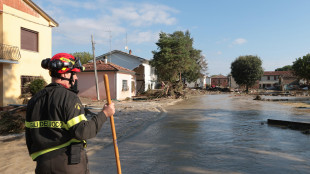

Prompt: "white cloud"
[45,1,178,47]
[110,3,178,27]
[217,51,222,55]
[130,31,159,44]
[55,17,126,45]
[233,38,247,45]
[40,0,106,10]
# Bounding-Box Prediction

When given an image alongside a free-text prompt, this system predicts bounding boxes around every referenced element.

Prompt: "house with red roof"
[211,75,229,88]
[259,71,297,89]
[77,60,136,100]
[96,50,157,93]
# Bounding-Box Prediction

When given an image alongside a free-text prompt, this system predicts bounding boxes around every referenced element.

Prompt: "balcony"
[0,44,21,64]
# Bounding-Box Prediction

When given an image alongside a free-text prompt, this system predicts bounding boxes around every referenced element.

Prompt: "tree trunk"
[179,72,182,82]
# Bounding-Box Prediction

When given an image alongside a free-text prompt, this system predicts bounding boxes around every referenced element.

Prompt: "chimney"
[104,56,108,64]
[129,49,132,55]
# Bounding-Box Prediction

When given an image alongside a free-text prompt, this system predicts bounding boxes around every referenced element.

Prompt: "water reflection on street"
[90,95,310,174]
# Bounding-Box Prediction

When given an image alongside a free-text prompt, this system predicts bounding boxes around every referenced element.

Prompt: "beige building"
[259,71,297,90]
[78,60,136,100]
[0,0,58,107]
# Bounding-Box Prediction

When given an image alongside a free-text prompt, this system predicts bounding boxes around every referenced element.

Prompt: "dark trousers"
[35,148,89,174]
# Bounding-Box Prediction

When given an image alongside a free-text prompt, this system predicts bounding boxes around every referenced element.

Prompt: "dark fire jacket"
[25,83,107,160]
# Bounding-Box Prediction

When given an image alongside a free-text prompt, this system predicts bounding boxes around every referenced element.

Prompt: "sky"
[33,0,310,76]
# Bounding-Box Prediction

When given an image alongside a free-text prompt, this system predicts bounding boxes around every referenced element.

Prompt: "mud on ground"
[0,97,182,174]
[1,91,310,173]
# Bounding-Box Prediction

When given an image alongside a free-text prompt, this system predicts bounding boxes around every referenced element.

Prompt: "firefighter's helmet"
[41,53,84,74]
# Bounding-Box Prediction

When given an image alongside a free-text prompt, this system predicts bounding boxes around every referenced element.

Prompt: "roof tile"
[83,60,135,74]
[264,71,294,77]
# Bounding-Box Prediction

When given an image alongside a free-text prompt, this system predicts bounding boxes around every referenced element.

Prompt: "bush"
[0,112,25,135]
[28,78,47,95]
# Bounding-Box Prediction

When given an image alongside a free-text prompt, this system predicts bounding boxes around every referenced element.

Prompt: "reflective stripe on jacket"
[25,114,87,130]
[26,83,108,161]
[25,114,87,160]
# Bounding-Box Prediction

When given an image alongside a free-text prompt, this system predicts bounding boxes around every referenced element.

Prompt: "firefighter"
[25,53,115,174]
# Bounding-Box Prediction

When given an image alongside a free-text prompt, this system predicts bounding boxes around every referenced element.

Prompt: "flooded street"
[89,95,310,174]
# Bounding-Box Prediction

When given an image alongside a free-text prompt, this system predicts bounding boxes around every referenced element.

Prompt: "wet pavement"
[88,94,310,174]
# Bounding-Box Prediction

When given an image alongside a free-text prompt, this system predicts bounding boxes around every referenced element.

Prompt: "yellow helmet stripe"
[59,57,75,65]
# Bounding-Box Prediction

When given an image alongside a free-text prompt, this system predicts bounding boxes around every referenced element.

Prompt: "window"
[274,76,277,80]
[122,80,128,91]
[21,27,38,52]
[21,75,40,94]
[267,76,270,80]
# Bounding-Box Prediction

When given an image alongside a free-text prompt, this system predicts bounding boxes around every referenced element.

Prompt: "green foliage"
[275,65,292,71]
[292,54,310,83]
[183,50,208,82]
[0,112,25,135]
[151,30,207,84]
[231,55,264,92]
[28,78,47,95]
[71,52,93,65]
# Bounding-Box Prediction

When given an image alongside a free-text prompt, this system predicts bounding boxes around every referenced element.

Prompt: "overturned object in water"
[267,119,310,134]
[253,95,262,100]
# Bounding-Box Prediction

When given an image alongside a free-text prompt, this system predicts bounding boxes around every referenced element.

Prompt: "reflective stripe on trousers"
[35,148,89,174]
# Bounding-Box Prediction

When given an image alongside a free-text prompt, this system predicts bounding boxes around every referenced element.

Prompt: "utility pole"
[91,35,100,100]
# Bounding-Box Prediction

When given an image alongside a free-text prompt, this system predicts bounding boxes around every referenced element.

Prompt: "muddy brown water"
[89,95,310,174]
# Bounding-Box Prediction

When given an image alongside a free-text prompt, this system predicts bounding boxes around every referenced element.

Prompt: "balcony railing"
[0,44,21,61]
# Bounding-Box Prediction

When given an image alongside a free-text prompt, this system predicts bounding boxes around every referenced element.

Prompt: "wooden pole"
[91,35,100,100]
[103,74,122,174]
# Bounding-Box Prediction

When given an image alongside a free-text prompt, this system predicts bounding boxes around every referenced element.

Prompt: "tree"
[183,51,208,82]
[292,53,310,84]
[230,55,263,92]
[275,65,292,71]
[28,78,47,95]
[151,30,206,84]
[70,52,93,65]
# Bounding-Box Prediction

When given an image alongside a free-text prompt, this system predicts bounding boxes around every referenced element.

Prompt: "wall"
[259,75,278,88]
[186,77,206,89]
[0,4,53,106]
[131,77,136,97]
[133,64,144,93]
[116,72,134,100]
[228,75,238,88]
[211,78,228,88]
[77,71,116,100]
[143,63,156,91]
[0,64,3,106]
[206,77,211,85]
[0,10,3,44]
